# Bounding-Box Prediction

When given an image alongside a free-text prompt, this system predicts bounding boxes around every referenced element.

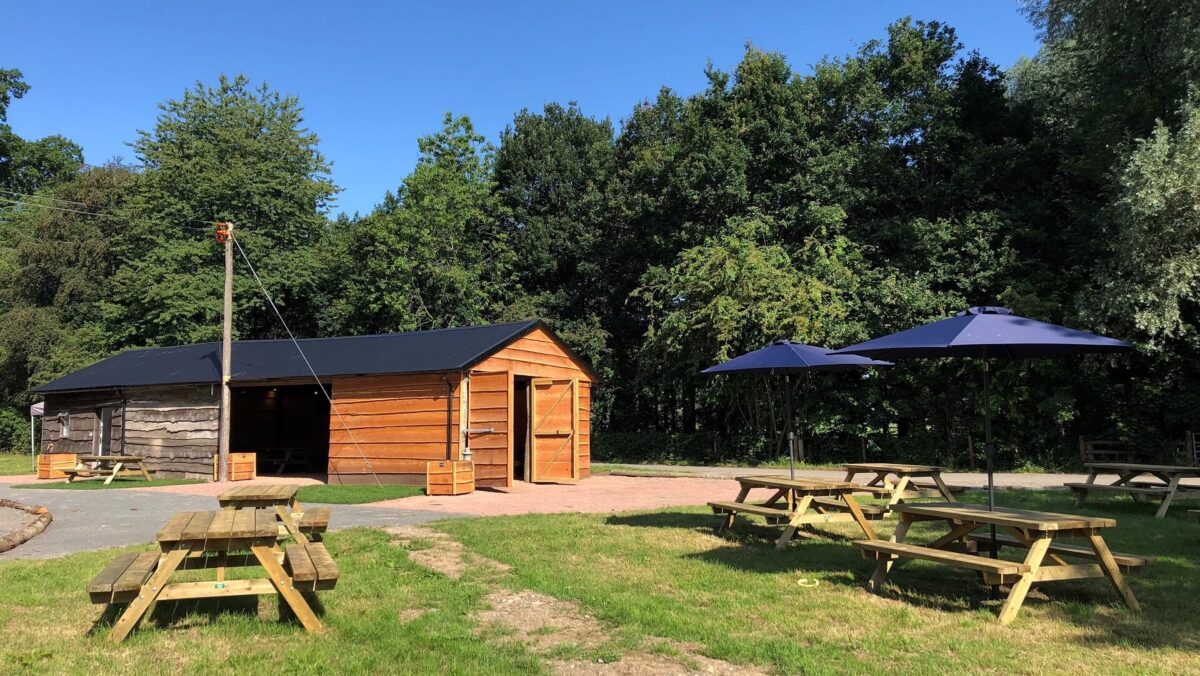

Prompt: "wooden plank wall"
[41,385,219,478]
[578,381,591,479]
[40,390,124,456]
[467,371,509,488]
[475,326,594,482]
[124,385,219,478]
[326,374,460,485]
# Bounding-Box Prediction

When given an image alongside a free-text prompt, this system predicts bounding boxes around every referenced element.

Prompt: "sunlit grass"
[297,484,424,504]
[0,529,542,674]
[0,452,35,475]
[440,490,1200,674]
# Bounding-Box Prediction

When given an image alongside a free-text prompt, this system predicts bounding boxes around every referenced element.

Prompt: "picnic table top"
[217,484,300,503]
[842,462,945,474]
[891,501,1116,531]
[156,509,277,545]
[76,454,144,463]
[737,475,860,491]
[1084,462,1200,475]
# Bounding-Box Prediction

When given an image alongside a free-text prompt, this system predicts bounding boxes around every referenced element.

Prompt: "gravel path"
[0,485,467,560]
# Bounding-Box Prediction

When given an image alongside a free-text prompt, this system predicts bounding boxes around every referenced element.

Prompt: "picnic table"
[841,462,962,508]
[710,475,882,549]
[217,484,329,543]
[63,454,153,485]
[856,502,1147,625]
[88,508,339,642]
[1065,463,1200,518]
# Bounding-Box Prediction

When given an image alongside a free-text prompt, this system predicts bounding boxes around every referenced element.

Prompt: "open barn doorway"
[513,377,532,482]
[231,384,331,477]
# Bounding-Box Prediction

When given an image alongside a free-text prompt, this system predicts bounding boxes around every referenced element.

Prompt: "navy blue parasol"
[833,306,1133,565]
[701,341,891,478]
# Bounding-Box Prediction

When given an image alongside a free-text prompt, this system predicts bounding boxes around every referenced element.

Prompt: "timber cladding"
[326,373,461,485]
[473,326,593,484]
[41,385,219,478]
[35,321,596,487]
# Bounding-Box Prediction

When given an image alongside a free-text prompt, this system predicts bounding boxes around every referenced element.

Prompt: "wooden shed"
[33,320,596,487]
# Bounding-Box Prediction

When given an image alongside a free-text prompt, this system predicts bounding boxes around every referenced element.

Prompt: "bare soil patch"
[391,523,762,675]
[385,525,510,579]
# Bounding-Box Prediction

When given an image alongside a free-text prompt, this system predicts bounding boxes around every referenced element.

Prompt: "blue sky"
[2,1,1039,216]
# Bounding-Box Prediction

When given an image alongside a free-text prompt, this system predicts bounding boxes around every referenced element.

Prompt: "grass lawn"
[441,491,1200,674]
[0,490,1196,673]
[12,478,203,490]
[0,529,541,673]
[296,484,424,504]
[0,452,35,475]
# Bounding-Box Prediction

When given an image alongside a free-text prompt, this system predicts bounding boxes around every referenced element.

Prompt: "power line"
[0,194,219,231]
[0,188,93,207]
[230,231,383,487]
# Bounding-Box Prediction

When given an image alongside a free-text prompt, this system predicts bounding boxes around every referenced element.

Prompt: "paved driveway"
[0,485,466,560]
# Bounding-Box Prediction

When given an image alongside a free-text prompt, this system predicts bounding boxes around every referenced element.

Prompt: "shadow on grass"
[606,497,1200,652]
[87,590,330,638]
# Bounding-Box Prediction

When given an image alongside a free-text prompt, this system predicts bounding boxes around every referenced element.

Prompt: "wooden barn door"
[466,370,511,487]
[529,378,578,483]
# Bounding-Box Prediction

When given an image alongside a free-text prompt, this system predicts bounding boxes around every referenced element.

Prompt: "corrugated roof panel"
[33,320,542,393]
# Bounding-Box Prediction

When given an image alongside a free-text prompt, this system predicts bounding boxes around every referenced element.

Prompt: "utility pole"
[216,221,233,482]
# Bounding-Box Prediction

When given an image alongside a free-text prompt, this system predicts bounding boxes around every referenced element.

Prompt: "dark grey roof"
[34,320,550,393]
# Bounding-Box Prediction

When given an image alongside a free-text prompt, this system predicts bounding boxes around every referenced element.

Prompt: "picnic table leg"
[250,544,324,633]
[717,485,752,533]
[867,515,911,591]
[137,461,152,481]
[775,495,814,550]
[1154,475,1181,518]
[996,535,1052,625]
[841,493,878,540]
[103,462,123,486]
[1086,533,1141,612]
[930,473,956,502]
[274,504,308,544]
[1075,468,1099,506]
[885,475,912,509]
[109,546,189,642]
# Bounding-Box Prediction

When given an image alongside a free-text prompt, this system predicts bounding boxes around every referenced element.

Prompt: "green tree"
[0,68,83,195]
[320,114,507,334]
[103,75,338,346]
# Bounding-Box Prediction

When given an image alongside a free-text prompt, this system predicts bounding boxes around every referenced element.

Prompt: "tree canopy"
[3,2,1198,467]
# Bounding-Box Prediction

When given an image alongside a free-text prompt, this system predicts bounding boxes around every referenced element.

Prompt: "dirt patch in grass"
[390,524,762,674]
[398,607,433,623]
[385,525,511,579]
[477,588,764,675]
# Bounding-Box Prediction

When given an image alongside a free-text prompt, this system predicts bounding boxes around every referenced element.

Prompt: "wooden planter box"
[426,460,475,496]
[213,452,257,481]
[37,453,77,480]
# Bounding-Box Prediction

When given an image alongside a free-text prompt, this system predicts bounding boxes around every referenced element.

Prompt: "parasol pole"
[983,358,995,512]
[784,372,795,480]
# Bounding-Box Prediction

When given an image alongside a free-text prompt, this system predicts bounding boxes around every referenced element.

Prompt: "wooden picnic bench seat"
[87,552,159,604]
[298,506,331,534]
[1064,482,1169,496]
[810,497,887,519]
[966,533,1151,573]
[285,542,340,591]
[708,500,793,522]
[856,540,1030,575]
[909,481,967,494]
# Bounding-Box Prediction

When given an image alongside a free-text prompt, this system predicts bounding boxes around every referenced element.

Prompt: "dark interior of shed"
[231,384,331,476]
